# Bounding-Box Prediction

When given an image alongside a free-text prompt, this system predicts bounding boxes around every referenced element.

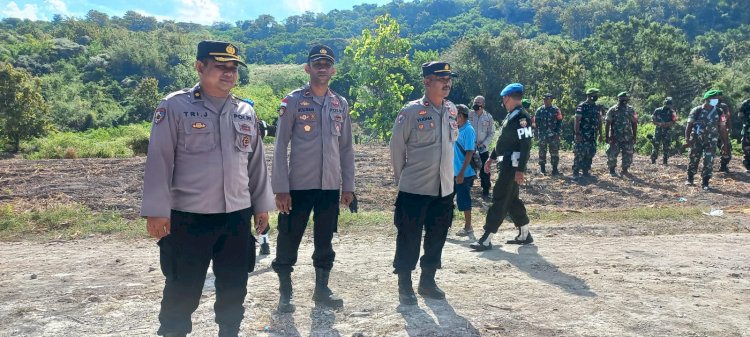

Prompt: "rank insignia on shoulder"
[192,122,207,129]
[396,114,405,124]
[450,109,457,116]
[153,108,166,124]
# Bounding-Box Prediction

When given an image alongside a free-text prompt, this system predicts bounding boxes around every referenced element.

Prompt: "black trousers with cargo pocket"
[272,189,340,273]
[392,191,455,273]
[157,208,254,337]
[484,160,530,233]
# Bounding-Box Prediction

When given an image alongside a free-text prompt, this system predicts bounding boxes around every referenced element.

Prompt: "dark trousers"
[392,191,455,273]
[478,151,492,194]
[272,189,340,273]
[484,161,529,233]
[157,208,254,336]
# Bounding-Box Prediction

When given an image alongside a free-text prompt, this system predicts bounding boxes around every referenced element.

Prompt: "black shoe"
[397,272,417,305]
[663,158,668,165]
[164,333,187,337]
[506,231,534,245]
[609,168,617,177]
[621,168,629,176]
[572,170,580,179]
[651,157,656,164]
[277,271,295,313]
[582,170,591,178]
[551,166,560,176]
[719,164,729,173]
[259,242,270,255]
[685,174,694,186]
[539,165,546,175]
[417,268,445,299]
[702,176,710,190]
[312,268,344,309]
[469,240,492,251]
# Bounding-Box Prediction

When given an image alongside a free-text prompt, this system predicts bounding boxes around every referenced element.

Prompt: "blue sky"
[1,0,395,24]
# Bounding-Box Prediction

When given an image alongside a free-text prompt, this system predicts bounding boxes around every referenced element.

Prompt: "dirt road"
[1,220,748,337]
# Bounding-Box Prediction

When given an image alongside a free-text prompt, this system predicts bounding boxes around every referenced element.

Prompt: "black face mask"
[472,104,481,111]
[619,99,628,105]
[590,96,599,102]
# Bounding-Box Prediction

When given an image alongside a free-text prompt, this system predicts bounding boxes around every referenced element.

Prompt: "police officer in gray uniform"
[141,40,275,337]
[271,45,355,313]
[390,61,459,305]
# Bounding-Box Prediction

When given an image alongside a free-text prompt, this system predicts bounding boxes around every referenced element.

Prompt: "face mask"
[619,99,628,105]
[709,99,719,106]
[590,96,599,102]
[472,104,481,111]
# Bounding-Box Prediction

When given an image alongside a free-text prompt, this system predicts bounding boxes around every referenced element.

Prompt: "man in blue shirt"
[454,104,477,236]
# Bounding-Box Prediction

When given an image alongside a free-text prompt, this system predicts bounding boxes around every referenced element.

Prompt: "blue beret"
[500,83,524,97]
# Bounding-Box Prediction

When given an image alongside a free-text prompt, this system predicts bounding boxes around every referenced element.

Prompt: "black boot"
[663,156,668,165]
[719,163,729,173]
[572,170,580,179]
[164,333,186,337]
[417,268,445,299]
[277,271,295,313]
[218,325,240,337]
[685,173,694,186]
[621,167,629,175]
[539,165,546,175]
[551,164,559,176]
[582,170,591,178]
[397,271,417,305]
[609,167,617,177]
[651,156,656,164]
[312,268,344,309]
[506,225,534,245]
[702,176,710,190]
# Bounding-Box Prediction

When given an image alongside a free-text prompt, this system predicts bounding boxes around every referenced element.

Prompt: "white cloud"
[176,0,222,24]
[45,0,68,13]
[2,1,40,20]
[282,0,323,15]
[134,9,172,22]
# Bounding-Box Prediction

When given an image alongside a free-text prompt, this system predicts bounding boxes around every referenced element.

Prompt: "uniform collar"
[302,83,335,98]
[190,83,239,106]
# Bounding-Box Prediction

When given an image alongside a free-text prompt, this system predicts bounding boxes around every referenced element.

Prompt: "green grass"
[20,122,151,159]
[0,203,145,241]
[0,203,714,242]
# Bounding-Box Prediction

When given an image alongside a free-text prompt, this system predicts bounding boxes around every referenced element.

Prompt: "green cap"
[586,88,600,95]
[703,89,721,100]
[521,98,531,108]
[617,91,628,98]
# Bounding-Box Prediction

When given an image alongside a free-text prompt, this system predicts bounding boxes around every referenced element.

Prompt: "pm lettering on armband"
[517,127,533,139]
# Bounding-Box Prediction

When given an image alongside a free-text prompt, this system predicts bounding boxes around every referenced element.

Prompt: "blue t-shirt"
[454,121,477,177]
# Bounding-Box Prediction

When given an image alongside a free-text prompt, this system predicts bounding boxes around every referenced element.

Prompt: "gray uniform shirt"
[272,84,355,193]
[390,96,458,197]
[140,84,275,218]
[469,109,495,152]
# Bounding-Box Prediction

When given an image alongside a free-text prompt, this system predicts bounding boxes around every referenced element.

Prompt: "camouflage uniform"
[650,106,676,163]
[573,101,602,174]
[718,102,733,170]
[606,103,637,171]
[687,105,727,178]
[740,98,750,171]
[534,105,562,169]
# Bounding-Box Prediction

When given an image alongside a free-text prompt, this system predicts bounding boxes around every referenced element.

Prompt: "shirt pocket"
[415,121,438,144]
[183,120,216,153]
[330,112,344,136]
[233,121,256,153]
[295,112,319,140]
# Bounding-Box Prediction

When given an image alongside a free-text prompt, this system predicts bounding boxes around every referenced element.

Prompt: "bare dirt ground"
[1,144,749,337]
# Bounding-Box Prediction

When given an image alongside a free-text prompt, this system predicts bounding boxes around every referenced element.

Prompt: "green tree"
[122,77,161,124]
[344,14,414,140]
[0,64,51,152]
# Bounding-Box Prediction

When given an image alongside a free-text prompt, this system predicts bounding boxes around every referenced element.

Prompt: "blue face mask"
[709,99,719,106]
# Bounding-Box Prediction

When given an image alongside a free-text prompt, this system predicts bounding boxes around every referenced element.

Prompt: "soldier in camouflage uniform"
[533,93,563,175]
[715,91,734,173]
[685,90,730,190]
[521,98,531,112]
[573,88,604,178]
[740,93,750,173]
[650,97,677,165]
[605,92,638,176]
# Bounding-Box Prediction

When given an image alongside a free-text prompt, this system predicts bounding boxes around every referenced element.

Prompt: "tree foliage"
[0,63,51,152]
